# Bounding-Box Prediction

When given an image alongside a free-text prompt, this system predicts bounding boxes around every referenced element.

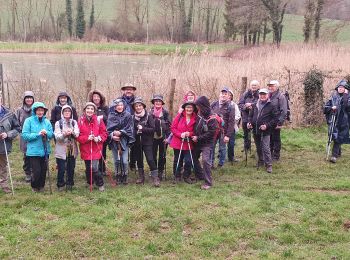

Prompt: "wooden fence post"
[0,64,5,105]
[168,78,176,119]
[241,77,247,95]
[86,80,92,98]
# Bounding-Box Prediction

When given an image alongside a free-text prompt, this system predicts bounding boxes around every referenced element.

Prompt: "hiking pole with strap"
[90,128,93,192]
[163,142,167,180]
[42,135,52,194]
[175,138,185,178]
[118,142,125,182]
[2,138,14,196]
[186,137,195,170]
[326,113,336,161]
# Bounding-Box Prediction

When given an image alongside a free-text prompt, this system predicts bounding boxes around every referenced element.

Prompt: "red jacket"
[77,114,107,160]
[170,111,197,150]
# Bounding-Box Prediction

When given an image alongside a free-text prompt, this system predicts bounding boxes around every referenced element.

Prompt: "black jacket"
[269,90,288,126]
[50,92,78,129]
[149,107,172,139]
[133,111,155,146]
[88,90,109,125]
[248,99,278,135]
[238,89,259,123]
[210,100,235,137]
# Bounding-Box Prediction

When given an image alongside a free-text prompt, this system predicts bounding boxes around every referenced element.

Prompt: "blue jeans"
[211,137,226,166]
[227,132,236,161]
[111,146,129,176]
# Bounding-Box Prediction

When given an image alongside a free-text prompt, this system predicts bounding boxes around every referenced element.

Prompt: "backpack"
[59,118,76,130]
[205,114,224,140]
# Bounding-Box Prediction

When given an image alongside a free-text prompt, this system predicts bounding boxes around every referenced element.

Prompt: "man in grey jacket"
[0,95,20,193]
[267,80,288,161]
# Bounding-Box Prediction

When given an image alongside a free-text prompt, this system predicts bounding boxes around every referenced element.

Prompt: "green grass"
[1,126,350,258]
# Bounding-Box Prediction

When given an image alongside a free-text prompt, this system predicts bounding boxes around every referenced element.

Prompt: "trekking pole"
[175,138,184,177]
[98,145,117,187]
[2,138,14,195]
[244,145,248,167]
[163,142,167,180]
[42,135,52,194]
[90,129,93,192]
[326,113,336,161]
[118,142,125,180]
[186,137,195,169]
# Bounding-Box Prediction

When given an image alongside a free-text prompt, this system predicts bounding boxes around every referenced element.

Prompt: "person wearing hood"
[170,101,197,183]
[22,102,53,192]
[54,105,80,191]
[247,89,278,173]
[192,96,218,190]
[149,94,172,181]
[107,99,135,184]
[238,80,260,154]
[15,90,35,182]
[324,79,350,163]
[77,102,108,192]
[50,91,78,130]
[88,89,109,176]
[210,87,236,168]
[132,97,160,187]
[0,95,20,193]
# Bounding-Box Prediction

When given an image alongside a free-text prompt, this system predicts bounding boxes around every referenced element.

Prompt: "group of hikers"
[0,78,349,194]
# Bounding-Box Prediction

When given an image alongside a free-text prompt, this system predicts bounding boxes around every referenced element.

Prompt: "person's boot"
[266,165,272,173]
[330,156,337,163]
[136,169,145,184]
[151,170,160,187]
[158,171,164,181]
[122,175,128,185]
[115,174,121,184]
[25,174,31,183]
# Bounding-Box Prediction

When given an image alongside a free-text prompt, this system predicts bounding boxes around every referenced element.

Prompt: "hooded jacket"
[170,110,197,150]
[22,102,53,156]
[210,99,235,138]
[133,109,155,146]
[88,90,109,125]
[238,89,259,123]
[0,106,20,154]
[194,96,218,147]
[117,94,135,115]
[77,112,107,160]
[149,106,172,139]
[107,100,135,151]
[248,99,278,135]
[54,105,80,160]
[15,90,34,153]
[50,92,78,129]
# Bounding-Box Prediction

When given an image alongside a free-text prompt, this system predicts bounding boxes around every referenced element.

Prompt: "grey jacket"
[210,100,236,137]
[0,106,20,154]
[269,90,288,126]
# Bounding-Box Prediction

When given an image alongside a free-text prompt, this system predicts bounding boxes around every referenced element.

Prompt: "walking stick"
[186,137,195,170]
[326,113,336,161]
[42,135,52,194]
[163,142,167,180]
[90,129,93,192]
[2,139,14,195]
[175,138,185,176]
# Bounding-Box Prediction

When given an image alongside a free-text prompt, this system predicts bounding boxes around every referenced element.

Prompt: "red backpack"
[205,114,224,140]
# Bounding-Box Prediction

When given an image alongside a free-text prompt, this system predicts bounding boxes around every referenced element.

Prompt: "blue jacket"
[22,102,53,156]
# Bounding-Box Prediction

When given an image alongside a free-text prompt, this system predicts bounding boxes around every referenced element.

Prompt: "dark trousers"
[129,146,137,169]
[56,156,76,187]
[270,128,281,160]
[84,160,104,187]
[253,133,272,167]
[98,142,107,174]
[227,131,236,161]
[30,156,47,189]
[193,146,212,186]
[332,141,341,158]
[23,154,31,176]
[134,141,157,171]
[173,149,192,178]
[153,138,166,172]
[242,123,252,150]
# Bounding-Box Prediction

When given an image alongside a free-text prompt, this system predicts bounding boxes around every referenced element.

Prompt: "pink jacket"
[170,111,197,150]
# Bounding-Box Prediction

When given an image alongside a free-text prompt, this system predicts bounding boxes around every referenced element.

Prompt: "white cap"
[259,88,269,94]
[268,80,279,86]
[250,80,260,86]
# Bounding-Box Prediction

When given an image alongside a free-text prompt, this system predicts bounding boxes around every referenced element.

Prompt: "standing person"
[238,80,260,154]
[178,90,197,113]
[54,105,80,191]
[324,80,350,163]
[247,89,278,173]
[192,96,218,190]
[227,89,241,163]
[88,90,109,176]
[22,102,53,192]
[106,99,135,184]
[210,87,236,168]
[0,95,20,193]
[267,80,288,161]
[77,102,107,192]
[170,101,197,183]
[132,98,160,187]
[149,94,172,181]
[50,91,78,130]
[16,91,35,182]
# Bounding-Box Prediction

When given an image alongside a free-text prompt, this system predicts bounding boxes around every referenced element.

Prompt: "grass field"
[1,126,350,258]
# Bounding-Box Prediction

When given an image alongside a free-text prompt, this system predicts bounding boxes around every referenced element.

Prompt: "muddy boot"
[122,175,128,185]
[115,174,122,184]
[136,169,145,184]
[158,170,164,181]
[151,170,160,187]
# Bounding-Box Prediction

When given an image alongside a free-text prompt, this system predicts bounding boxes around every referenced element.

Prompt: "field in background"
[1,127,350,258]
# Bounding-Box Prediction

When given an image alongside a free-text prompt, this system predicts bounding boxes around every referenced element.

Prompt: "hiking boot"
[66,185,73,191]
[25,174,31,183]
[152,176,160,187]
[136,169,145,184]
[122,175,128,185]
[266,165,272,173]
[158,171,164,181]
[38,187,45,193]
[330,157,337,163]
[184,177,193,184]
[32,188,39,193]
[58,186,65,192]
[201,184,211,190]
[98,185,105,192]
[115,174,122,184]
[2,186,11,194]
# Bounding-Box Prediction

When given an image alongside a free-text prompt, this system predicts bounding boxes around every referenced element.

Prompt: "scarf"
[219,99,229,108]
[134,109,146,121]
[153,107,163,118]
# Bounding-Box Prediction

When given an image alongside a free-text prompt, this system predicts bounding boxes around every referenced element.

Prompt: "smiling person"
[15,91,35,182]
[77,102,107,192]
[132,97,160,187]
[247,89,278,173]
[50,91,78,130]
[22,102,53,192]
[88,89,109,176]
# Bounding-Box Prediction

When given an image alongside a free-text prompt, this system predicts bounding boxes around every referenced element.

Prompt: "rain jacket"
[170,110,197,150]
[248,99,278,136]
[50,91,78,129]
[88,90,109,125]
[238,89,259,123]
[0,106,20,154]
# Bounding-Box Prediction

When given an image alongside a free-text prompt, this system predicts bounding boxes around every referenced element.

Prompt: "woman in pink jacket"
[77,102,107,191]
[170,101,197,183]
